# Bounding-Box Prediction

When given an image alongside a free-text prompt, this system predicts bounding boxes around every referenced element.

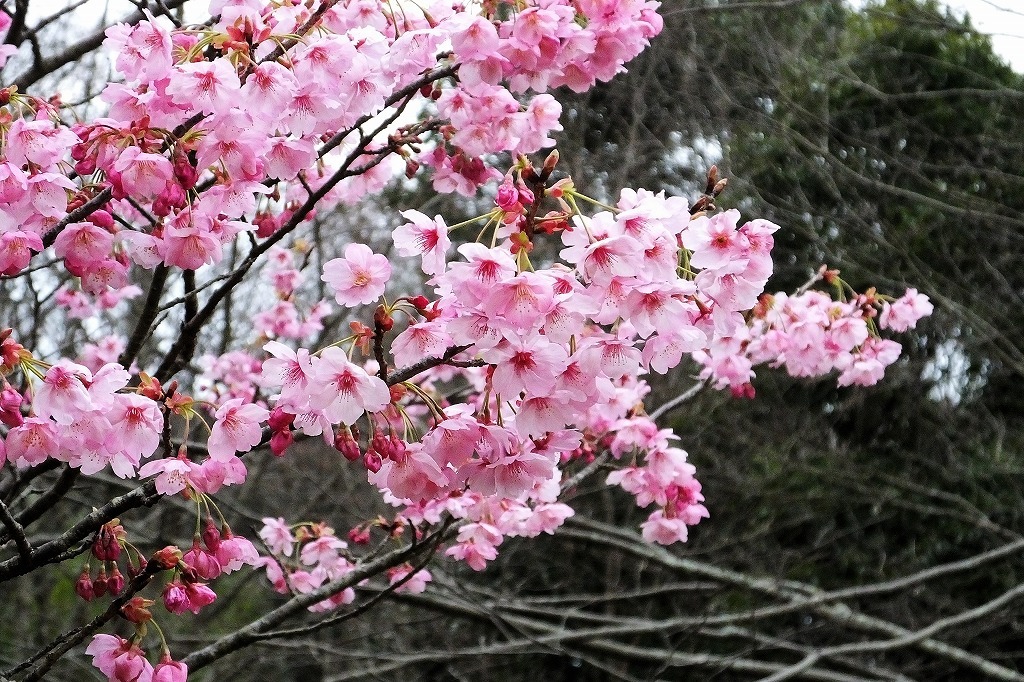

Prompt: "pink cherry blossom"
[322,243,392,307]
[207,399,269,460]
[394,210,451,276]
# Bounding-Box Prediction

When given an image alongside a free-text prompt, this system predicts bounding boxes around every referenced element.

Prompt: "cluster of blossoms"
[697,278,934,394]
[0,0,934,678]
[80,517,258,682]
[256,519,434,611]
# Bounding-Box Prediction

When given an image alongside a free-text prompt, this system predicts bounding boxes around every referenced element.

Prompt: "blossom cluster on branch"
[0,0,932,679]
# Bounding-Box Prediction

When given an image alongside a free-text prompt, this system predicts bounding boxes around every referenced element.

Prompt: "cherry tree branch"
[180,520,455,671]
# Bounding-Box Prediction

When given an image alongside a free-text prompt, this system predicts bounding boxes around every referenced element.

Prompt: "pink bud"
[364,451,382,473]
[202,519,221,554]
[106,565,125,596]
[348,527,371,545]
[184,582,216,613]
[151,546,182,570]
[162,581,190,614]
[270,428,293,457]
[268,407,294,432]
[334,430,361,461]
[75,567,94,602]
[89,210,114,229]
[92,567,108,599]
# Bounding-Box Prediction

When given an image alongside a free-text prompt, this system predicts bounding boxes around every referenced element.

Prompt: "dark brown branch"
[0,497,30,559]
[0,481,159,582]
[181,521,454,671]
[9,558,163,682]
[119,264,169,368]
[11,0,190,91]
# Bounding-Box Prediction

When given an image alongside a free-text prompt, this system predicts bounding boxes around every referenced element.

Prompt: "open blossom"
[260,517,295,556]
[322,243,391,307]
[107,394,163,458]
[207,399,270,460]
[86,634,154,682]
[34,361,94,424]
[880,288,933,332]
[139,455,196,495]
[394,210,451,276]
[309,347,391,426]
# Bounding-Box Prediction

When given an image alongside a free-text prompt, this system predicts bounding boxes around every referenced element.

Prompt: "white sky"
[942,0,1024,70]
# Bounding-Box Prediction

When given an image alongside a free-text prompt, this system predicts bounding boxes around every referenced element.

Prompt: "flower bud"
[107,565,125,596]
[269,427,293,456]
[151,546,183,571]
[128,556,148,580]
[542,148,559,175]
[92,567,108,598]
[120,596,154,624]
[202,519,222,554]
[162,581,190,614]
[334,430,361,462]
[364,451,382,473]
[348,526,371,545]
[89,210,115,229]
[75,566,95,602]
[374,305,394,332]
[92,521,125,562]
[268,407,294,432]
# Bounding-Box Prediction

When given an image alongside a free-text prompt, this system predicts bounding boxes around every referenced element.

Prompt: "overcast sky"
[942,0,1024,70]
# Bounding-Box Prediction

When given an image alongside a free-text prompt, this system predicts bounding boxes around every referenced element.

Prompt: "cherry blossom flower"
[322,244,391,307]
[207,399,269,460]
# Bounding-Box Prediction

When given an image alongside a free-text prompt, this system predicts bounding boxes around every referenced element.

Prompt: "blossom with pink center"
[261,341,316,409]
[207,398,269,460]
[394,210,451,276]
[0,231,43,276]
[107,13,173,82]
[34,361,93,424]
[162,221,221,271]
[516,393,572,438]
[388,566,432,594]
[259,517,295,556]
[445,522,503,571]
[300,535,347,566]
[107,394,163,459]
[481,271,557,330]
[322,243,391,307]
[838,338,902,387]
[139,455,197,496]
[488,335,568,397]
[309,347,390,426]
[368,442,451,502]
[5,418,59,467]
[641,509,692,545]
[463,445,556,500]
[112,147,173,201]
[166,58,241,114]
[682,209,749,271]
[85,633,154,682]
[390,322,452,370]
[54,222,114,274]
[879,288,933,332]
